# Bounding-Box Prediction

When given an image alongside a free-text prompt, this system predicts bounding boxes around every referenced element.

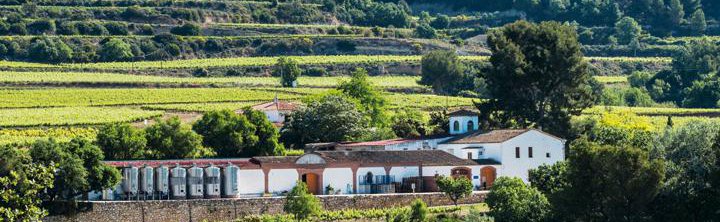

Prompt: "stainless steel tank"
[122,165,139,199]
[222,163,240,198]
[155,165,170,198]
[187,164,204,199]
[139,165,154,197]
[204,164,221,198]
[170,164,187,199]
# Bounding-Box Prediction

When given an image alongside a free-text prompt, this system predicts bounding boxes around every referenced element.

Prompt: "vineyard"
[0,0,717,147]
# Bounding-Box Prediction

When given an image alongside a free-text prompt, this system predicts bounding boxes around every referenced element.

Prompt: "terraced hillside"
[1,0,719,146]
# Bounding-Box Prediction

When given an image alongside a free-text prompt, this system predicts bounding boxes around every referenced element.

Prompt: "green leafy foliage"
[480,21,596,138]
[409,199,428,222]
[145,116,205,159]
[280,94,365,149]
[274,57,301,87]
[486,177,550,222]
[29,138,120,202]
[338,68,389,127]
[96,123,146,160]
[436,176,473,206]
[419,50,469,95]
[0,145,55,221]
[284,181,322,220]
[99,38,134,62]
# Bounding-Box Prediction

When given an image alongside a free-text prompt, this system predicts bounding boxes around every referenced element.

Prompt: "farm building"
[309,109,566,182]
[94,109,564,201]
[241,96,299,125]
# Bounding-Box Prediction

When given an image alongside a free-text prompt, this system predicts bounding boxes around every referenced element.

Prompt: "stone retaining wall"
[44,192,487,222]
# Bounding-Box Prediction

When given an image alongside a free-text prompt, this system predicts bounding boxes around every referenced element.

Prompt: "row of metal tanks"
[109,163,240,200]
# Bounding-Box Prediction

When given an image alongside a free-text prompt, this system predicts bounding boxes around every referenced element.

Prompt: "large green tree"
[615,17,643,45]
[486,177,551,222]
[243,107,284,156]
[337,68,389,127]
[479,21,596,137]
[556,138,665,221]
[29,138,120,202]
[96,123,147,160]
[651,121,720,221]
[193,110,257,157]
[146,117,205,159]
[0,145,55,221]
[280,94,365,149]
[418,50,470,95]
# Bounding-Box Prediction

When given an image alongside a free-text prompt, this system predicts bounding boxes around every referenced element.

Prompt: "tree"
[26,19,54,35]
[193,110,257,157]
[486,177,550,222]
[428,109,449,135]
[29,138,120,202]
[96,123,146,160]
[528,161,569,199]
[414,23,437,39]
[391,108,427,138]
[689,9,707,35]
[99,38,134,62]
[273,57,301,87]
[651,121,720,221]
[409,199,428,222]
[280,94,365,149]
[615,17,642,45]
[435,175,473,206]
[557,138,665,221]
[170,23,201,36]
[146,116,204,159]
[480,21,596,138]
[648,40,720,107]
[0,145,55,221]
[419,50,468,95]
[28,37,73,63]
[430,14,451,29]
[243,107,284,156]
[338,68,389,127]
[284,181,322,221]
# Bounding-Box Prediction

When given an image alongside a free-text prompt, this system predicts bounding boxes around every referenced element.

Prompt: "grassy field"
[0,88,299,108]
[0,56,668,71]
[594,76,628,84]
[0,107,163,127]
[583,106,720,116]
[0,71,426,88]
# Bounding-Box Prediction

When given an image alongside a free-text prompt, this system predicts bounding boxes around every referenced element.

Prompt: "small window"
[467,152,473,159]
[453,121,460,132]
[467,121,474,131]
[515,147,520,158]
[479,151,484,156]
[546,152,551,158]
[528,147,533,158]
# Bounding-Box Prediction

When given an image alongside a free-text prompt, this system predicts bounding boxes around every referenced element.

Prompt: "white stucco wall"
[268,169,298,193]
[389,166,420,181]
[238,169,265,195]
[322,168,353,194]
[449,116,479,135]
[264,110,282,123]
[500,130,564,182]
[421,166,453,177]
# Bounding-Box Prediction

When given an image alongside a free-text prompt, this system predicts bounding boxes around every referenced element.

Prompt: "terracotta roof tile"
[251,101,299,111]
[449,109,480,117]
[252,150,478,166]
[442,129,530,144]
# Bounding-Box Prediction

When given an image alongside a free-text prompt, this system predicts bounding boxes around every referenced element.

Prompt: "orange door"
[303,173,320,195]
[481,167,496,189]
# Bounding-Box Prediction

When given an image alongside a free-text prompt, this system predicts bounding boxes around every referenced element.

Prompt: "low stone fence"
[44,192,487,222]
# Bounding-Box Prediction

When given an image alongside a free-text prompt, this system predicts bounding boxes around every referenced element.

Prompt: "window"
[515,147,520,158]
[479,151,484,156]
[453,121,460,132]
[546,152,550,158]
[467,121,474,131]
[528,147,533,158]
[467,152,473,159]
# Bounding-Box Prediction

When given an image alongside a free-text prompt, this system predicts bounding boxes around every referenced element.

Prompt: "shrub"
[170,23,201,36]
[99,38,134,62]
[26,19,55,35]
[414,23,437,38]
[104,22,129,35]
[303,67,328,77]
[409,199,428,222]
[284,181,322,220]
[486,177,550,222]
[436,175,473,206]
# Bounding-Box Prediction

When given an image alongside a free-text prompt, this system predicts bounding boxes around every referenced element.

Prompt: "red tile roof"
[443,129,530,144]
[104,158,255,168]
[252,150,479,166]
[251,101,299,111]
